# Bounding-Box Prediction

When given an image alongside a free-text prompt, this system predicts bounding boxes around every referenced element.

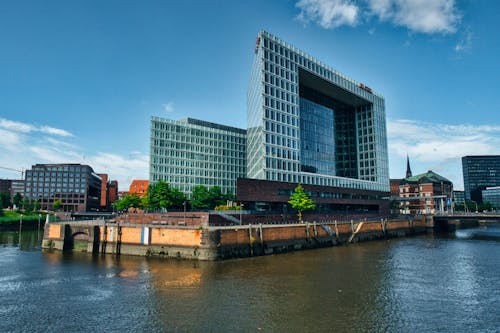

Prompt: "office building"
[24,164,102,212]
[482,187,500,208]
[240,31,389,213]
[462,155,500,203]
[453,190,465,206]
[150,117,247,197]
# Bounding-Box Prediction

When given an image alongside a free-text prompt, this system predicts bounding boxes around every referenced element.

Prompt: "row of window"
[30,166,87,172]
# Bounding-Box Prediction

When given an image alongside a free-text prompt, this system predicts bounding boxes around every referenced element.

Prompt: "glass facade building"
[24,164,102,212]
[462,155,500,203]
[247,31,389,192]
[150,117,247,197]
[482,187,500,208]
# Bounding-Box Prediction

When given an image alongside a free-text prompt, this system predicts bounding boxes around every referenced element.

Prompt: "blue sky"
[1,0,499,190]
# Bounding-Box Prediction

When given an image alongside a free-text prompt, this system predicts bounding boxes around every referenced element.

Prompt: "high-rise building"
[150,117,247,197]
[247,31,389,191]
[239,31,390,214]
[462,155,500,203]
[24,164,102,212]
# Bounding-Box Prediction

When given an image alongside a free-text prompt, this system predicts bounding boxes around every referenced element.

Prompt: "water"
[1,227,499,333]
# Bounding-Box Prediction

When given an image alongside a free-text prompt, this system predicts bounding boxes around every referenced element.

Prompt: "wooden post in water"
[19,214,23,248]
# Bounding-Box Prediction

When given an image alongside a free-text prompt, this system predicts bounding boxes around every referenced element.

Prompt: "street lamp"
[183,201,187,223]
[240,203,244,225]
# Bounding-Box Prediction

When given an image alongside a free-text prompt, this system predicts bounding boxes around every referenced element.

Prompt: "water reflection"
[0,228,499,333]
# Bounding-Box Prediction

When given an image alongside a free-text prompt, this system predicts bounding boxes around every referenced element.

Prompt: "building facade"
[462,155,500,203]
[24,164,102,212]
[482,187,500,208]
[247,31,389,192]
[240,31,389,214]
[399,170,453,215]
[453,190,465,206]
[150,117,247,197]
[98,174,119,211]
[129,179,149,197]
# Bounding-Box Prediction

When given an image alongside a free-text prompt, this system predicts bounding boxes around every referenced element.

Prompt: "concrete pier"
[42,217,427,260]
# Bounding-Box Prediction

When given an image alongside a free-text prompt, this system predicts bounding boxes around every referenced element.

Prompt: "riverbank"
[0,211,50,231]
[42,217,428,260]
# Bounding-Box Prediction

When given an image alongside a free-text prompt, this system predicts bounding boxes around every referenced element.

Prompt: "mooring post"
[248,224,254,256]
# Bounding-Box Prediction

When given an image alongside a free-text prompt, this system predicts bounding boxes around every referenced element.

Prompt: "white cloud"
[163,102,174,113]
[367,0,460,34]
[455,27,473,52]
[0,118,35,133]
[40,126,73,137]
[388,119,500,189]
[296,0,359,28]
[0,117,73,137]
[296,0,461,34]
[86,152,149,189]
[0,116,148,190]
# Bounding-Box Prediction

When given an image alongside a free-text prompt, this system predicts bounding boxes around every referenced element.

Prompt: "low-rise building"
[399,170,453,215]
[482,187,500,208]
[129,180,149,197]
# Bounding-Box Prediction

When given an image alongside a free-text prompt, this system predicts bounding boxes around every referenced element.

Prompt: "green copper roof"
[401,170,452,184]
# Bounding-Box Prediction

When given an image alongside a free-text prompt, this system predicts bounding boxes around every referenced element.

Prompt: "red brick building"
[129,180,149,197]
[398,171,453,215]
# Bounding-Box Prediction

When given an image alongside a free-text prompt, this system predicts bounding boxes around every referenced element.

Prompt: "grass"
[0,210,48,224]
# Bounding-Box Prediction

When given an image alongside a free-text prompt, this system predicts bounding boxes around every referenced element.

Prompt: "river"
[1,225,499,333]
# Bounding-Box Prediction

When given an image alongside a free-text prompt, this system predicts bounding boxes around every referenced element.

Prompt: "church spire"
[405,155,412,178]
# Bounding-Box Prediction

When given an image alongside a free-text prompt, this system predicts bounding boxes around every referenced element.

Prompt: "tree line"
[114,181,235,212]
[0,192,43,215]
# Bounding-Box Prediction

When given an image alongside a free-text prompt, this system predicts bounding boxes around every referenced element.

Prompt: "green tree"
[22,198,33,213]
[114,194,144,211]
[53,200,62,211]
[288,184,316,222]
[13,193,23,209]
[0,192,11,208]
[191,185,210,210]
[33,200,41,212]
[147,180,186,211]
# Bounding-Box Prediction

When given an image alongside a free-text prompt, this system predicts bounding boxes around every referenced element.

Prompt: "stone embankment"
[42,216,427,260]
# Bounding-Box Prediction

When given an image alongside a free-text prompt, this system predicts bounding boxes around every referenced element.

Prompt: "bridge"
[433,214,500,231]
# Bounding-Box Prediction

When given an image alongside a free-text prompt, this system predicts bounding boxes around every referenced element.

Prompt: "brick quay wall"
[42,216,427,260]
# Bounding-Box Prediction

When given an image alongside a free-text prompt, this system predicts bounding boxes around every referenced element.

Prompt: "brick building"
[129,180,149,197]
[399,170,453,215]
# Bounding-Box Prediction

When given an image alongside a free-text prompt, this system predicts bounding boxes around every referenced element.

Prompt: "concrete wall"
[42,217,426,260]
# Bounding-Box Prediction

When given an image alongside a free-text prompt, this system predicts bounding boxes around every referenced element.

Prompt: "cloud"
[387,119,500,189]
[86,152,149,189]
[0,117,73,137]
[367,0,461,34]
[0,116,148,189]
[162,102,174,113]
[455,27,473,52]
[296,0,461,34]
[0,118,34,133]
[40,126,73,137]
[296,0,359,28]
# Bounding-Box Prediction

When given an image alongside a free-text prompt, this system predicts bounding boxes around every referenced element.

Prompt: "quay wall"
[42,217,426,260]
